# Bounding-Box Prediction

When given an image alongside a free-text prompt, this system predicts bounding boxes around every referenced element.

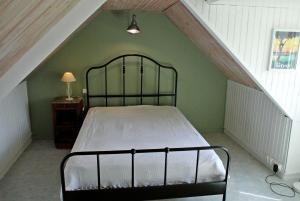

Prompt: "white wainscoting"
[0,82,32,179]
[183,0,300,120]
[224,80,292,175]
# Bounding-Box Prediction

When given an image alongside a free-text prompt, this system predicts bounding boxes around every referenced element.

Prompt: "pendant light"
[127,14,140,34]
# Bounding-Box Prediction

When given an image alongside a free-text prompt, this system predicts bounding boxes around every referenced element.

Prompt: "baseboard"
[282,172,300,181]
[224,129,287,178]
[0,134,32,180]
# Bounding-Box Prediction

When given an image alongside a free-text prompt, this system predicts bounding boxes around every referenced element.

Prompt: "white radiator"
[224,80,292,174]
[0,82,32,179]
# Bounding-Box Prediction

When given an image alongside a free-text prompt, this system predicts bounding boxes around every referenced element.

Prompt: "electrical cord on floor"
[265,172,299,198]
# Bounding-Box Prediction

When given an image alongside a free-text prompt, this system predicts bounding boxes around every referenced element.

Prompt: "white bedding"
[64,105,225,190]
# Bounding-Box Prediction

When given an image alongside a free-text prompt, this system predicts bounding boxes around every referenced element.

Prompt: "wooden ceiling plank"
[164,1,258,89]
[101,0,179,11]
[0,0,24,18]
[0,0,40,37]
[0,0,50,26]
[0,0,76,63]
[150,0,179,11]
[0,0,11,10]
[139,0,154,10]
[0,0,56,50]
[164,2,237,79]
[0,0,107,102]
[0,0,79,76]
[0,0,258,92]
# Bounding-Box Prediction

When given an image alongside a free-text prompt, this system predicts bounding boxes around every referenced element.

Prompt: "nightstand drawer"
[51,96,83,149]
[65,103,78,108]
[52,103,78,110]
[55,110,77,125]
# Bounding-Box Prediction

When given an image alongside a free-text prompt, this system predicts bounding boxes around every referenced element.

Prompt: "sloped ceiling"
[0,0,106,101]
[0,0,79,77]
[100,0,258,89]
[0,0,260,102]
[101,0,179,11]
[164,1,259,89]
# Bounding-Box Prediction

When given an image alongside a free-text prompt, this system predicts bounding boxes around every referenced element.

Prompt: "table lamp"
[61,72,76,101]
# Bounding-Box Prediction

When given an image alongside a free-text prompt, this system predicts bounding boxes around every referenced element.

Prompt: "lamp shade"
[61,72,76,83]
[127,14,140,34]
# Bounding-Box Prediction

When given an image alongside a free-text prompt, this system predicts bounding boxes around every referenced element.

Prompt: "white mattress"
[64,105,225,190]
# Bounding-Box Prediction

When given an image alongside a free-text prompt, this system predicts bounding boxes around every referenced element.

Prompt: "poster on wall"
[269,30,300,70]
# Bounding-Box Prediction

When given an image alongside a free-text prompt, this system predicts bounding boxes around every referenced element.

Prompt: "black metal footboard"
[60,146,230,201]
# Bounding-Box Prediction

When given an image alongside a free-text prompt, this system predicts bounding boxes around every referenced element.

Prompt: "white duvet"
[64,105,225,190]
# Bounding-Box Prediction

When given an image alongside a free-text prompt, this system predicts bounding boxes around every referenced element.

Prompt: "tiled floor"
[0,141,68,201]
[0,133,299,201]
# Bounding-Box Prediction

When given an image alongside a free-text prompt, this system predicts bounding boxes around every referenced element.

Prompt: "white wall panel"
[184,0,300,120]
[286,121,300,176]
[0,82,32,179]
[183,0,300,176]
[224,80,292,174]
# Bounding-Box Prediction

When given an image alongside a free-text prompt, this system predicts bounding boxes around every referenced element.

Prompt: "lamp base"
[65,97,74,101]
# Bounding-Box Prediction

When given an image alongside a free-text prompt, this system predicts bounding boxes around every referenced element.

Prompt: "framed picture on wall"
[269,29,300,70]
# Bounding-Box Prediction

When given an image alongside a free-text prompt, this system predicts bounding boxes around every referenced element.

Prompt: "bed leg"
[222,192,226,201]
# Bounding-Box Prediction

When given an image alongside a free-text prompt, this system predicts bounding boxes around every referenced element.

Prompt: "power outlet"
[82,88,87,94]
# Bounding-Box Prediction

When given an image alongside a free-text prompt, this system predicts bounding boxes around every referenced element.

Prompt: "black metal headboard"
[85,54,178,108]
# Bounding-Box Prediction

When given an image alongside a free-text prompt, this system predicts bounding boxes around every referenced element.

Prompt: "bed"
[60,54,230,201]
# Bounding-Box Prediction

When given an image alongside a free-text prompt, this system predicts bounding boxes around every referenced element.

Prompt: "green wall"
[27,11,227,139]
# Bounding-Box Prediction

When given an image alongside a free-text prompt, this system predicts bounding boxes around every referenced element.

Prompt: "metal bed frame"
[60,54,230,201]
[85,54,178,108]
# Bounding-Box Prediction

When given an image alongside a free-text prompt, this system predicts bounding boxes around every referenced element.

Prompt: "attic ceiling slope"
[164,1,258,89]
[0,0,107,102]
[0,0,262,103]
[101,0,179,11]
[0,0,80,77]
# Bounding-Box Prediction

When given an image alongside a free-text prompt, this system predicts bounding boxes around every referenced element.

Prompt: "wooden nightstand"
[51,96,83,149]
